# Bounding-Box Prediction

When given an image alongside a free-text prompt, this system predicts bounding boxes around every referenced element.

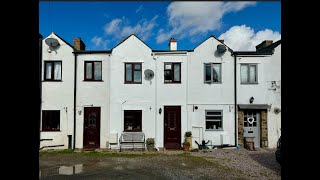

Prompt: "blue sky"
[40,1,281,51]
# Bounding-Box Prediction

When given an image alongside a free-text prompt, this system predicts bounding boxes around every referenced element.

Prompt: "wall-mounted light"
[249,97,254,104]
[159,108,162,114]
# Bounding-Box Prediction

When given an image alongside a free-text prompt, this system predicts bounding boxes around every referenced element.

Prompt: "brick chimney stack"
[256,40,273,51]
[73,37,86,51]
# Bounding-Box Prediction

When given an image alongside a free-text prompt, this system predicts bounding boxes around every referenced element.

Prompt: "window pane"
[54,62,61,80]
[125,64,132,82]
[86,63,92,79]
[94,62,102,80]
[45,63,52,79]
[133,111,141,130]
[134,64,141,70]
[42,111,60,130]
[205,64,211,82]
[164,70,172,82]
[212,64,221,82]
[134,70,141,82]
[206,121,222,129]
[207,111,222,116]
[241,65,248,83]
[249,65,256,83]
[206,116,222,120]
[124,110,142,131]
[174,64,180,81]
[165,64,172,70]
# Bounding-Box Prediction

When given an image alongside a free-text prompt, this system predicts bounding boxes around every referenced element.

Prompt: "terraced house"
[40,32,281,150]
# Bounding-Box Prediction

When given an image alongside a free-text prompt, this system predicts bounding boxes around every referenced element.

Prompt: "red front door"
[164,106,181,149]
[83,107,100,148]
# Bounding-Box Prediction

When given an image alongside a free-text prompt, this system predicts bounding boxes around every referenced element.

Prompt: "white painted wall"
[75,53,110,149]
[40,33,75,149]
[109,35,156,148]
[237,44,281,148]
[154,53,188,148]
[188,37,236,148]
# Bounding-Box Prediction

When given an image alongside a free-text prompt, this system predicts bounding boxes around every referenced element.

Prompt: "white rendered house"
[40,32,281,150]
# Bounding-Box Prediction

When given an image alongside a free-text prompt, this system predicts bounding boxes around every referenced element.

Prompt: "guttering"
[152,51,189,55]
[73,53,78,149]
[73,50,112,54]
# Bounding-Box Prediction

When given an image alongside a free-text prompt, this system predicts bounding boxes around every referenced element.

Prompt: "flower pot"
[183,144,190,151]
[147,145,155,151]
[185,137,192,150]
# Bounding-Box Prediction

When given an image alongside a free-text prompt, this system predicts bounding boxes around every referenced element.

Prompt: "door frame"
[163,106,181,149]
[83,107,101,149]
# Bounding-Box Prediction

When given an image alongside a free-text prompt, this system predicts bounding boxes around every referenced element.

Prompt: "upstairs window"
[44,61,62,81]
[241,64,257,84]
[204,63,221,83]
[125,63,142,83]
[164,63,181,83]
[84,61,102,81]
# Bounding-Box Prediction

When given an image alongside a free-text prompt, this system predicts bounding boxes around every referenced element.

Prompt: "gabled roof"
[44,32,76,50]
[111,34,152,50]
[193,34,234,52]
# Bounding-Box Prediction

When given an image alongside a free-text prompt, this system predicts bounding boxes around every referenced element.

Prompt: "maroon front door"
[164,106,181,149]
[83,107,100,148]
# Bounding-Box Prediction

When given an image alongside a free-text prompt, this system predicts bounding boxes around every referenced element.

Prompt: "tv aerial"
[144,69,154,84]
[45,37,60,53]
[217,44,226,54]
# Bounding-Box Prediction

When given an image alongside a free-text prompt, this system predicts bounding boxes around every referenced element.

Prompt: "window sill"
[240,83,259,85]
[205,129,224,131]
[124,82,142,84]
[123,130,142,132]
[43,80,62,82]
[83,80,104,82]
[164,82,181,84]
[204,82,222,84]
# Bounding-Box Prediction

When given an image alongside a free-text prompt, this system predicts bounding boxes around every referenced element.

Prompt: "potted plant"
[184,131,192,150]
[182,141,190,151]
[146,138,155,151]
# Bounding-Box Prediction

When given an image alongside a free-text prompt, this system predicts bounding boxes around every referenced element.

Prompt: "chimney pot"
[218,39,224,44]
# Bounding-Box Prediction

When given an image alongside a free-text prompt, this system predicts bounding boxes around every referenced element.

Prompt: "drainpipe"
[73,53,78,149]
[39,34,43,149]
[234,54,237,146]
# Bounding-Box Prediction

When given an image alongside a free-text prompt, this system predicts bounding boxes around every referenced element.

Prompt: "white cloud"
[136,5,143,13]
[103,15,158,41]
[218,25,281,51]
[91,36,108,49]
[104,18,122,34]
[156,2,255,43]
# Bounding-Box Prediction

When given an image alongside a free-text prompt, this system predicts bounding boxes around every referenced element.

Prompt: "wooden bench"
[119,132,145,152]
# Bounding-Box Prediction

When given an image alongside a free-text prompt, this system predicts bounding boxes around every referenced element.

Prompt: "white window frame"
[205,110,223,131]
[204,63,222,83]
[240,63,258,84]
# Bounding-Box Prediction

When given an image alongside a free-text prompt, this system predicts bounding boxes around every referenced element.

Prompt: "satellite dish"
[217,44,226,53]
[45,38,60,48]
[144,69,154,80]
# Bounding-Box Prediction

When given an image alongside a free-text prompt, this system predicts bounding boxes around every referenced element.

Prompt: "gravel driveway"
[39,148,280,180]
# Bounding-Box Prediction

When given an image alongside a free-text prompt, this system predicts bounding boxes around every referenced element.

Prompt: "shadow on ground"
[249,150,281,175]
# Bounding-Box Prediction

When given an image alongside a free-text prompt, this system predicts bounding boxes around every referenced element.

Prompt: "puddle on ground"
[39,164,83,178]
